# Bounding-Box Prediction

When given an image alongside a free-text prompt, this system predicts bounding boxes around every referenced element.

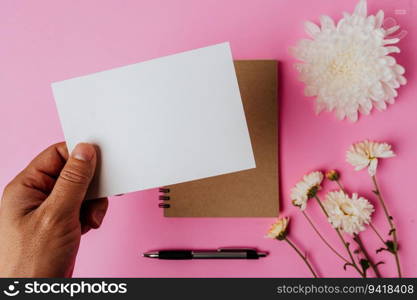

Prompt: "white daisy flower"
[291,0,407,122]
[291,171,323,210]
[266,217,289,240]
[347,140,395,176]
[323,191,374,235]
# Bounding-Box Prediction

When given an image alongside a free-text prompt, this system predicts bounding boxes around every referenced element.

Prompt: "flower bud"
[326,170,340,181]
[266,217,289,240]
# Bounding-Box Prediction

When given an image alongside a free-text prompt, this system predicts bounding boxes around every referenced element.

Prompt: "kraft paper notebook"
[161,60,278,217]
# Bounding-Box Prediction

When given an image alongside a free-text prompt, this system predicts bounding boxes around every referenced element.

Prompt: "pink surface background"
[0,0,416,277]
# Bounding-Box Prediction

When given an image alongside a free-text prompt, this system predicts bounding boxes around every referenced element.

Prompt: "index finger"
[26,142,69,178]
[20,142,70,193]
[2,142,69,213]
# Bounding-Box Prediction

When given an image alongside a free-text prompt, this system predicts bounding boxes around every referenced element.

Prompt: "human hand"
[0,143,108,277]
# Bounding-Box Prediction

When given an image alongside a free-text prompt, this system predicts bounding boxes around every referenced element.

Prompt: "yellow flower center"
[340,203,354,216]
[327,47,362,84]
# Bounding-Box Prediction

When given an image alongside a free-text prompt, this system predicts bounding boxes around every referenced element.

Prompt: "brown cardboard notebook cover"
[162,60,278,217]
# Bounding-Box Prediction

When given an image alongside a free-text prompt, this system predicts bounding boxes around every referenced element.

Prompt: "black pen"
[143,248,268,260]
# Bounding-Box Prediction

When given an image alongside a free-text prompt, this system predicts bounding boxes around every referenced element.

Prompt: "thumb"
[46,143,97,216]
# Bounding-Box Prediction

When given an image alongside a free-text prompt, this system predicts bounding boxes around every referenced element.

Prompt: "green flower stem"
[335,180,344,191]
[314,195,365,278]
[284,237,318,278]
[302,211,349,263]
[371,175,402,278]
[353,234,382,278]
[369,223,386,245]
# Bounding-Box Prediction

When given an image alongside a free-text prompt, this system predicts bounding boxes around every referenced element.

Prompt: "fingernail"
[71,143,95,161]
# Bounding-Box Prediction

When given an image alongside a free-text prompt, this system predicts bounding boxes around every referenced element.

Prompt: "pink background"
[0,0,416,277]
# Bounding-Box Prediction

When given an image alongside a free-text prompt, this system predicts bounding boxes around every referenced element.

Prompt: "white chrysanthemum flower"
[291,171,323,210]
[324,191,374,234]
[291,0,407,122]
[347,140,395,176]
[266,217,289,240]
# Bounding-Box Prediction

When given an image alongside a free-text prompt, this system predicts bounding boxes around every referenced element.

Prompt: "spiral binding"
[158,188,170,208]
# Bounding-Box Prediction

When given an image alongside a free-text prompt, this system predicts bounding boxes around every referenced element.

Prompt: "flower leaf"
[360,259,370,276]
[385,240,398,254]
[376,247,387,254]
[375,261,385,267]
[343,262,352,271]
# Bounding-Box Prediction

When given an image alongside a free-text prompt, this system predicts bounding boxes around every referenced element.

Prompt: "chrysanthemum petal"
[365,15,375,29]
[320,15,335,30]
[354,0,367,17]
[390,79,401,89]
[336,108,346,120]
[347,152,369,171]
[398,75,407,85]
[304,21,321,38]
[347,110,358,122]
[359,99,372,115]
[374,100,387,111]
[385,46,400,54]
[382,82,397,98]
[394,64,405,75]
[375,10,384,28]
[386,25,400,35]
[374,143,395,158]
[304,85,317,96]
[383,38,400,45]
[368,158,378,176]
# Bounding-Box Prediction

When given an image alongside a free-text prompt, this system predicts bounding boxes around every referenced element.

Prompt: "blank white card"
[52,42,255,199]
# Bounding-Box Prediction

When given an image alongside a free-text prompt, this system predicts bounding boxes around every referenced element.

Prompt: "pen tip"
[143,252,159,258]
[258,252,268,257]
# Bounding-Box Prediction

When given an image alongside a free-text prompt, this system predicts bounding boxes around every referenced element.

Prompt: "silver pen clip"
[217,247,258,252]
